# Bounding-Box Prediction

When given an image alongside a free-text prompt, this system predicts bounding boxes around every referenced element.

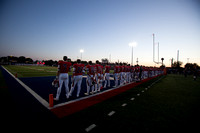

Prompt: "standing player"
[85,61,96,95]
[126,64,131,83]
[54,56,72,101]
[119,62,124,86]
[69,59,85,97]
[95,60,104,92]
[104,62,111,88]
[114,62,120,87]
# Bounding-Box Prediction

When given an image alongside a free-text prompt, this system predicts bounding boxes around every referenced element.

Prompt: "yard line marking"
[108,111,115,116]
[141,90,144,93]
[2,66,50,109]
[130,97,135,101]
[85,124,96,132]
[122,103,127,107]
[137,93,140,96]
[145,88,148,90]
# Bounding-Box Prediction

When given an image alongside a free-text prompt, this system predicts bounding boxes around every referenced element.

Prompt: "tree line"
[0,56,33,64]
[0,56,87,66]
[1,56,199,70]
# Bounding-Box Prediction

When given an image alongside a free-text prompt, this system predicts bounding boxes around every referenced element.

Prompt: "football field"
[3,65,59,77]
[62,74,200,132]
[1,65,200,132]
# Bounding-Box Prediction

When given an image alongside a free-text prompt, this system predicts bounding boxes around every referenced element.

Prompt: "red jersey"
[126,66,131,72]
[58,61,72,73]
[135,66,140,72]
[119,66,124,73]
[105,65,111,73]
[73,63,84,76]
[114,65,120,73]
[86,65,96,75]
[95,64,103,74]
[123,66,127,72]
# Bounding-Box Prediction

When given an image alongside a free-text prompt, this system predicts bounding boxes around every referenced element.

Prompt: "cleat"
[54,98,59,101]
[84,93,89,96]
[66,94,70,99]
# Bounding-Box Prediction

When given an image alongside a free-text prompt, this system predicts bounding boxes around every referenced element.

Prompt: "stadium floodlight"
[129,42,137,47]
[80,49,84,60]
[129,41,137,66]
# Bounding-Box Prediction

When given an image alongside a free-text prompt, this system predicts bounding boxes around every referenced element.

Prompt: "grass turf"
[3,65,59,77]
[59,74,200,132]
[2,65,114,78]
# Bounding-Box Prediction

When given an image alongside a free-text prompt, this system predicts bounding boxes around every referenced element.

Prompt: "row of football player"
[53,56,164,101]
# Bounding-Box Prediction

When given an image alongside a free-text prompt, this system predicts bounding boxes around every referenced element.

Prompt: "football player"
[104,62,111,88]
[54,56,72,101]
[95,60,104,92]
[119,62,124,86]
[69,59,85,97]
[85,61,96,95]
[114,62,119,87]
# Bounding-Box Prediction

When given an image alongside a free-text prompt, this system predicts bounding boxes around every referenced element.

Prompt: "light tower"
[129,41,137,66]
[80,49,84,60]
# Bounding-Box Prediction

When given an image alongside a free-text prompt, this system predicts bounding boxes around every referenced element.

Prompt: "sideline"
[2,65,164,117]
[50,75,163,118]
[1,65,50,109]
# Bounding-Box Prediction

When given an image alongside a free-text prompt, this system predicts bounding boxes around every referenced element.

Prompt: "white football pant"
[70,75,82,97]
[56,73,69,100]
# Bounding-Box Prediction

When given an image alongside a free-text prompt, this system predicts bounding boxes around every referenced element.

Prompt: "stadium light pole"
[80,49,84,60]
[129,42,137,66]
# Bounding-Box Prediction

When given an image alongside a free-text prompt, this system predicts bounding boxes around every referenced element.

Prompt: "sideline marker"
[15,73,17,78]
[85,124,96,132]
[108,111,115,116]
[49,94,54,107]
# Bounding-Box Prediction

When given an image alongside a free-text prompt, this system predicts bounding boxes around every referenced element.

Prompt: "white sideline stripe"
[108,111,115,116]
[85,124,96,132]
[122,103,127,107]
[130,97,135,101]
[2,66,50,109]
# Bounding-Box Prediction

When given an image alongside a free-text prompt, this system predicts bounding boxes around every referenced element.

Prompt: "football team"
[53,56,164,101]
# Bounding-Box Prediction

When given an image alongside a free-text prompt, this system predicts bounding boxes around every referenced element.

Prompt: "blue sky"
[0,0,200,67]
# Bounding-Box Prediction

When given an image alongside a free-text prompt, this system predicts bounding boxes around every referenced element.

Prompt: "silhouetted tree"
[18,56,26,63]
[172,61,183,68]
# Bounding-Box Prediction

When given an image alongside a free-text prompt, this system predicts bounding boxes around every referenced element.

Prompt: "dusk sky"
[0,0,200,67]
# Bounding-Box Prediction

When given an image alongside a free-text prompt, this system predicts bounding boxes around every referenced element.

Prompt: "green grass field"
[62,74,200,132]
[3,65,59,77]
[2,65,114,78]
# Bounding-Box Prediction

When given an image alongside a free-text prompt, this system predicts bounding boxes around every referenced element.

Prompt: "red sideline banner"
[50,75,162,118]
